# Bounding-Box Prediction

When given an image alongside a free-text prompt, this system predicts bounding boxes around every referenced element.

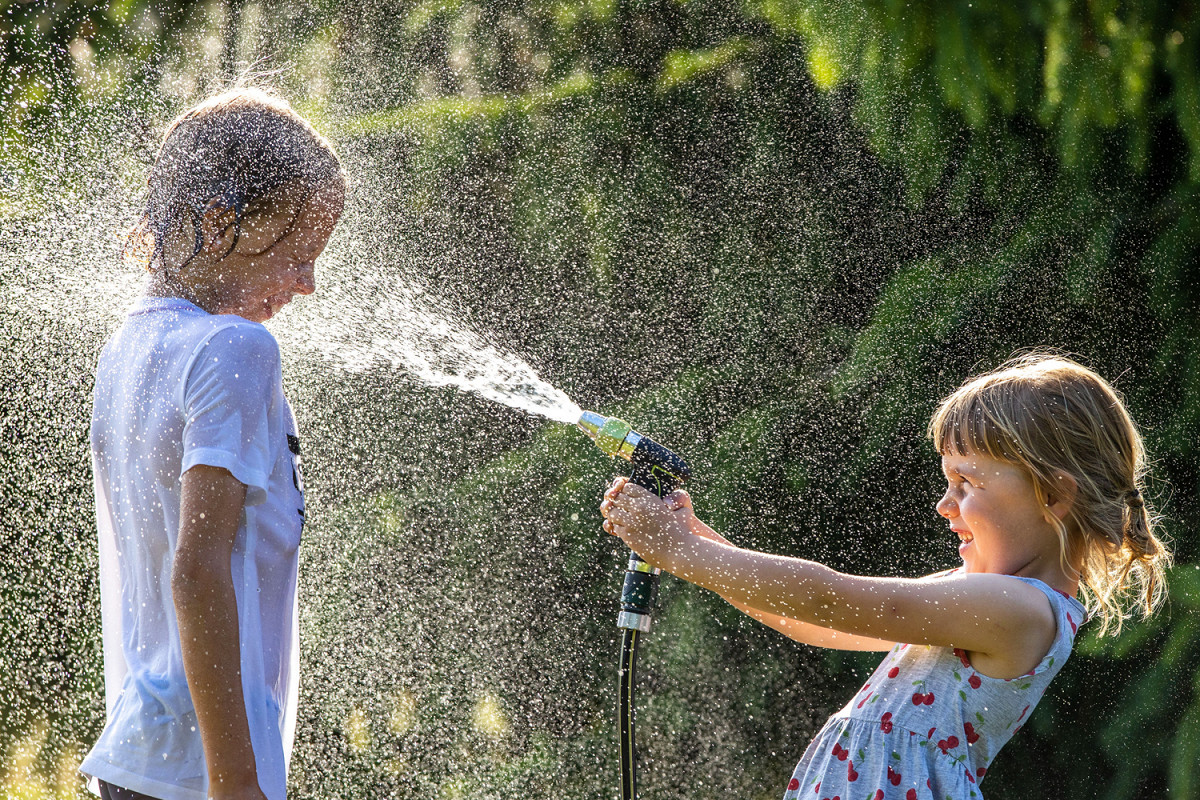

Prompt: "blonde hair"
[929,352,1171,635]
[126,87,344,271]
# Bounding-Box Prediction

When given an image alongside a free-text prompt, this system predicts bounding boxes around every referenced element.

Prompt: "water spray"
[576,410,690,800]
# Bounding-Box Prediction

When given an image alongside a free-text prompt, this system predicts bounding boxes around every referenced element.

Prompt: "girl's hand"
[209,783,270,800]
[599,477,692,566]
[664,489,734,546]
[598,475,630,530]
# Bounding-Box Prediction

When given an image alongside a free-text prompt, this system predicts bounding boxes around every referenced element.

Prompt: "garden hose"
[577,411,690,800]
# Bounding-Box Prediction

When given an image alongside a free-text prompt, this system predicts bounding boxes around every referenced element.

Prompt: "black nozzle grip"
[621,435,689,622]
[629,437,690,498]
[614,433,690,628]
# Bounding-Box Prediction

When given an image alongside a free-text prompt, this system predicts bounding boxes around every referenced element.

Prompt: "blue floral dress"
[782,577,1086,800]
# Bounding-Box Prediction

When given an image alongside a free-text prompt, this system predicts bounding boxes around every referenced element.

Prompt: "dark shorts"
[98,781,161,800]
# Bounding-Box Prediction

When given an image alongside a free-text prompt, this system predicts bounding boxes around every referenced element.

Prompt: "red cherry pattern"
[936,735,960,754]
[953,648,971,668]
[785,591,1079,800]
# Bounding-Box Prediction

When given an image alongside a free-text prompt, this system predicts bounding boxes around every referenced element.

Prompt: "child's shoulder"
[1004,575,1087,638]
[203,314,278,349]
[170,309,282,383]
[195,323,281,378]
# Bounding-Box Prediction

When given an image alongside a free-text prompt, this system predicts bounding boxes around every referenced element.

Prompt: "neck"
[1012,554,1080,597]
[145,271,219,313]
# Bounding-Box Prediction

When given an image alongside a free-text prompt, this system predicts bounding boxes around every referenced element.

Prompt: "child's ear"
[1045,470,1078,520]
[197,197,238,257]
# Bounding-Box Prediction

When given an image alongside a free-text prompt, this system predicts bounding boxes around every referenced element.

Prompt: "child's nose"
[936,492,957,519]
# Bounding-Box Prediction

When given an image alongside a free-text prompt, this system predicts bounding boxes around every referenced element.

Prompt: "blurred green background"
[2,0,1198,798]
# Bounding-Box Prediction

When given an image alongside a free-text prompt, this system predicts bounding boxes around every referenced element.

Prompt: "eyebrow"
[943,461,983,480]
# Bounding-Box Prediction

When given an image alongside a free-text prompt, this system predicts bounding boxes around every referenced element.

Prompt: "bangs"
[929,385,1024,463]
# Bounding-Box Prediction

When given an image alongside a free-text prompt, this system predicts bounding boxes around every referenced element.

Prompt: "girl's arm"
[657,488,894,652]
[723,597,896,651]
[603,480,1056,678]
[173,465,269,800]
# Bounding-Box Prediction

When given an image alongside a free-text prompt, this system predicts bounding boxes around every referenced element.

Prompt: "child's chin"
[958,551,977,571]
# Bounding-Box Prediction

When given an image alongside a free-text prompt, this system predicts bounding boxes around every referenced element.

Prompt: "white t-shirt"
[81,296,305,800]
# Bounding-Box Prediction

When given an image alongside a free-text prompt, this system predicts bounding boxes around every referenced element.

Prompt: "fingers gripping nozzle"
[577,410,691,632]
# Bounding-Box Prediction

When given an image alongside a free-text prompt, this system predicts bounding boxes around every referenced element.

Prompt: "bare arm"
[666,491,894,652]
[173,465,268,800]
[723,597,895,651]
[602,480,1055,677]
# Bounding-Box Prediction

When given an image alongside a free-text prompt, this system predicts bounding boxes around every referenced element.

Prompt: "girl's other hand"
[598,476,627,533]
[209,782,270,800]
[599,478,691,567]
[666,490,734,546]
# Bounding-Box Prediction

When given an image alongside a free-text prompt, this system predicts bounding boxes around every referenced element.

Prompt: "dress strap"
[1008,576,1087,669]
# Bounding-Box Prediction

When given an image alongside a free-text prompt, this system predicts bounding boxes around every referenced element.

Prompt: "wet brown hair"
[929,352,1171,635]
[126,87,344,271]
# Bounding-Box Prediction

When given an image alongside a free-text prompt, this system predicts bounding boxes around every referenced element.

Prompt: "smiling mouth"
[953,529,974,544]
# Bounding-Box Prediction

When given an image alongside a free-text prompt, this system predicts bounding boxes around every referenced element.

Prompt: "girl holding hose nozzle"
[600,354,1170,800]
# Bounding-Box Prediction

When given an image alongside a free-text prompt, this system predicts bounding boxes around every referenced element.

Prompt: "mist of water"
[3,189,583,430]
[275,277,583,425]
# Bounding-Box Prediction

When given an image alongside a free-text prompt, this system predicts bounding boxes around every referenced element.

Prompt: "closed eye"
[946,472,974,490]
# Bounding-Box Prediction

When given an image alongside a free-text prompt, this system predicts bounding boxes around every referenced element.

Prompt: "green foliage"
[755,0,1200,190]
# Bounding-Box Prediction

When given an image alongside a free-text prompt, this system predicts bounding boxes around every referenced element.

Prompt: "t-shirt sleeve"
[180,323,281,506]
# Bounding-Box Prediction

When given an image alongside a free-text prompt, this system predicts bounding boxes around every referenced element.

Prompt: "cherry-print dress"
[782,576,1086,800]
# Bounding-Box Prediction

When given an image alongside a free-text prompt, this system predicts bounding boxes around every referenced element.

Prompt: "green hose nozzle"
[577,410,640,460]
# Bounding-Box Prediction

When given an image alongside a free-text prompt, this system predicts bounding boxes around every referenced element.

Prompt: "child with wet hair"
[601,353,1170,799]
[83,88,345,800]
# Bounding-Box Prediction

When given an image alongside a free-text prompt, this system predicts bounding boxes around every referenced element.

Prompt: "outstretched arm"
[628,484,894,652]
[601,479,1055,677]
[173,465,269,800]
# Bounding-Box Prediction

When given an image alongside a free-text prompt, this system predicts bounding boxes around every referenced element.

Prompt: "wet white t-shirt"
[82,297,304,800]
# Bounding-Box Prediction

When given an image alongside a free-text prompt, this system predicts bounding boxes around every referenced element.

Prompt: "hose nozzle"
[578,410,692,800]
[577,411,642,461]
[576,409,690,500]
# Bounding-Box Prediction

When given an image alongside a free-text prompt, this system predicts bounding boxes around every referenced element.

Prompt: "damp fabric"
[81,297,305,800]
[782,576,1086,800]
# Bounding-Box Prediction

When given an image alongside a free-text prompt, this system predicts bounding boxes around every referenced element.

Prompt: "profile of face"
[935,450,1071,577]
[169,179,345,323]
